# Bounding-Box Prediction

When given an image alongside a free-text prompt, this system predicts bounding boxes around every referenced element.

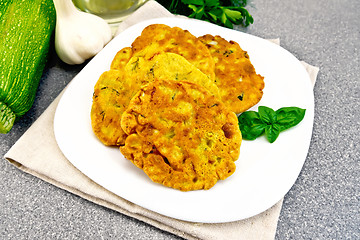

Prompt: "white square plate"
[54,17,314,223]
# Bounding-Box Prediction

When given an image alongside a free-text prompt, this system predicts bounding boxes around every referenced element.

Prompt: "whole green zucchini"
[0,0,56,133]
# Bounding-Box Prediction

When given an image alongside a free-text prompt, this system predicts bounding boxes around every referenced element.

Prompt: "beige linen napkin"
[4,1,319,240]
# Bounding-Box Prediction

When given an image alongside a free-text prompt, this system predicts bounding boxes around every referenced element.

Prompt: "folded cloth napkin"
[4,1,319,240]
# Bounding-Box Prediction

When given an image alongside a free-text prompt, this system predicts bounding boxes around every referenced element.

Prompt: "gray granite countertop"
[1,0,359,239]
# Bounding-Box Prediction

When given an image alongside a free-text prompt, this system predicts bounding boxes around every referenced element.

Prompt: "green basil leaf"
[258,106,277,124]
[276,107,306,131]
[237,106,306,143]
[241,122,265,140]
[265,124,280,143]
[238,111,266,140]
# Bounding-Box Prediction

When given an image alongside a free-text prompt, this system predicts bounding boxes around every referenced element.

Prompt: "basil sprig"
[238,106,306,143]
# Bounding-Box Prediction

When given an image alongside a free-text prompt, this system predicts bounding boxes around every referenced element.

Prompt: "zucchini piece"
[0,0,56,133]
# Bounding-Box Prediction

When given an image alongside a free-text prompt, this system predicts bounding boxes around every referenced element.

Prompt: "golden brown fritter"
[90,70,138,146]
[92,52,219,146]
[124,52,220,97]
[198,34,265,113]
[110,47,133,70]
[120,79,241,191]
[128,24,216,81]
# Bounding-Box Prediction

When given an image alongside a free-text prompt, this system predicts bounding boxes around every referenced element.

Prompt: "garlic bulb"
[53,0,112,65]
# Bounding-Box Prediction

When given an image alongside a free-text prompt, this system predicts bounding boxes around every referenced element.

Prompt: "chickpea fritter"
[120,79,241,191]
[198,34,265,113]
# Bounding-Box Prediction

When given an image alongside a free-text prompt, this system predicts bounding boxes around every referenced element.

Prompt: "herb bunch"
[238,106,306,143]
[156,0,253,29]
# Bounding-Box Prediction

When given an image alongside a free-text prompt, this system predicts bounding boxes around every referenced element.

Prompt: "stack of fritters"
[91,24,264,191]
[91,52,219,146]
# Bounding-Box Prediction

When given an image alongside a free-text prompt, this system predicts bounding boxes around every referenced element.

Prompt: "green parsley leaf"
[155,0,254,28]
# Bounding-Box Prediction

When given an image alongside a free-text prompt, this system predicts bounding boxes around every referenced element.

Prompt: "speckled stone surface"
[1,0,359,239]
